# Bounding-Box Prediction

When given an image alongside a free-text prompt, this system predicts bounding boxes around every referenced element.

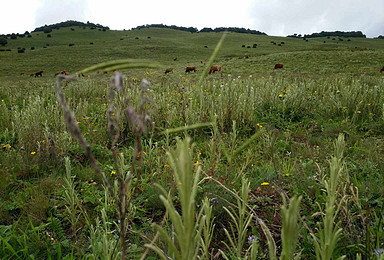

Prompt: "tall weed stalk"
[145,137,208,260]
[311,134,347,260]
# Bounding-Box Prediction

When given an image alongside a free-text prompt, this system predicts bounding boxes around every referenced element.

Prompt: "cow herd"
[20,64,384,78]
[165,62,282,75]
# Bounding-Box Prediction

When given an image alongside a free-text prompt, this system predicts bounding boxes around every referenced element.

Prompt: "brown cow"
[244,54,249,59]
[274,63,284,70]
[185,66,196,73]
[20,72,26,76]
[165,67,173,74]
[208,65,222,74]
[30,73,35,77]
[54,70,69,76]
[380,66,384,73]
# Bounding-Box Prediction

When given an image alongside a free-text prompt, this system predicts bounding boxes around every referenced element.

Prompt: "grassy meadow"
[1,26,384,259]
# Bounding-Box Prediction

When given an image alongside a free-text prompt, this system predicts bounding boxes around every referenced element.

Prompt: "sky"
[0,0,383,38]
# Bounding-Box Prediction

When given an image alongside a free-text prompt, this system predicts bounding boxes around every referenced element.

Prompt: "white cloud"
[0,1,41,34]
[249,0,384,37]
[34,0,89,28]
[0,0,383,37]
[85,0,254,30]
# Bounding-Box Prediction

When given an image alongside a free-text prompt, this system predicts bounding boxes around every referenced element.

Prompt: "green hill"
[1,26,384,79]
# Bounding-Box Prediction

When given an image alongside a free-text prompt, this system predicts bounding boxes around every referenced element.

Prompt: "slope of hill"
[1,26,384,80]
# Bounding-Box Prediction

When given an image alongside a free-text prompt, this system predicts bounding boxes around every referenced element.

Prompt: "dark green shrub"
[0,37,7,46]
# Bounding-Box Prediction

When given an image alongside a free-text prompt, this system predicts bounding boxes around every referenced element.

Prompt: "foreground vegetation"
[1,26,384,259]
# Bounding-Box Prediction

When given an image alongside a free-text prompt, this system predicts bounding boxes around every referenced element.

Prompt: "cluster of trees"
[288,31,366,38]
[0,31,32,45]
[0,37,7,46]
[132,24,199,33]
[376,35,384,39]
[200,27,266,35]
[132,24,267,35]
[33,20,109,33]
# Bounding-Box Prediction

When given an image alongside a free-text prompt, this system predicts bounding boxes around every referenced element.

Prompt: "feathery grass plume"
[107,71,131,259]
[56,74,113,196]
[57,71,155,260]
[220,177,257,259]
[280,195,302,260]
[76,58,161,75]
[107,72,155,259]
[311,134,346,260]
[145,137,204,260]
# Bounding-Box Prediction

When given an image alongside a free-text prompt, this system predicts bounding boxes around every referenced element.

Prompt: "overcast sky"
[1,0,383,37]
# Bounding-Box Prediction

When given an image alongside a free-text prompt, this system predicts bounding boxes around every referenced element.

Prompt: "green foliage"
[311,134,347,260]
[280,195,302,260]
[220,177,259,259]
[146,137,206,260]
[1,27,384,259]
[0,37,7,46]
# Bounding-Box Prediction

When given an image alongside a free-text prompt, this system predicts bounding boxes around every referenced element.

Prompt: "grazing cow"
[34,70,44,77]
[173,57,177,61]
[273,63,284,70]
[165,67,173,74]
[20,72,26,75]
[208,65,222,74]
[30,73,35,77]
[54,70,69,77]
[244,54,249,59]
[380,66,384,73]
[185,66,196,73]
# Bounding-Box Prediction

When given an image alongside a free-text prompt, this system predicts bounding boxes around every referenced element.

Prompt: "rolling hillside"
[1,26,384,80]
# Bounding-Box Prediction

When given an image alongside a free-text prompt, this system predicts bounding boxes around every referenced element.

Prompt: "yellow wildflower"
[30,151,36,155]
[110,170,116,175]
[261,182,269,186]
[357,110,361,114]
[194,161,200,166]
[164,164,170,168]
[3,144,11,149]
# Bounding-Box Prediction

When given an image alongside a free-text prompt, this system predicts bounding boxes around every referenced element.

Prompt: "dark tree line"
[33,20,109,33]
[132,24,199,33]
[132,24,267,35]
[288,31,366,38]
[200,27,266,35]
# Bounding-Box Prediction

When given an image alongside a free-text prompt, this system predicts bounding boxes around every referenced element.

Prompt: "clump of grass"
[311,134,347,260]
[145,137,211,259]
